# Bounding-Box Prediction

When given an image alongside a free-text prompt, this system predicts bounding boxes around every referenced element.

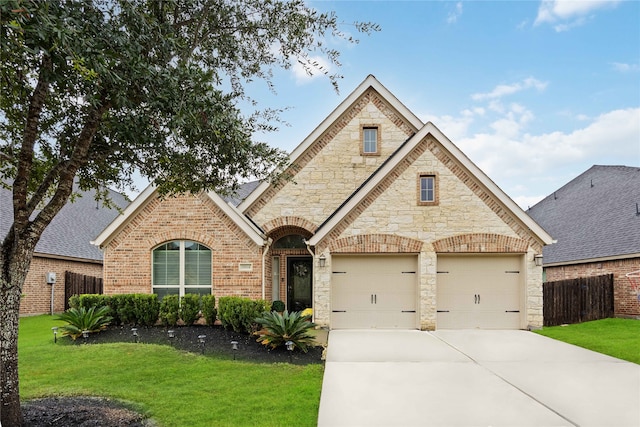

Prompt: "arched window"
[152,240,211,298]
[273,234,307,249]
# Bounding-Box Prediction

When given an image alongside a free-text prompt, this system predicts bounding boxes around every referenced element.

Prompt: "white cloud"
[447,2,463,24]
[534,0,621,31]
[471,77,548,101]
[612,62,640,73]
[291,55,332,85]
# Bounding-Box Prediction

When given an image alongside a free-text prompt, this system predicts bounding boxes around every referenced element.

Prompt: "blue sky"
[241,0,640,209]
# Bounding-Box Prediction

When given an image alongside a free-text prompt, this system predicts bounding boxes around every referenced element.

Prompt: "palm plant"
[255,310,316,352]
[55,306,113,340]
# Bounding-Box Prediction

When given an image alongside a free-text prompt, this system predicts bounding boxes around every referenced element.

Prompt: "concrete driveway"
[318,330,640,427]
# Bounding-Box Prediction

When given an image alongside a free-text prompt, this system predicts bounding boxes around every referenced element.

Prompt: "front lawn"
[535,318,640,364]
[19,315,324,426]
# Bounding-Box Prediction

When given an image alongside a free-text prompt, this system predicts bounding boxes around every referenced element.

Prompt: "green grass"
[19,315,324,426]
[535,318,640,364]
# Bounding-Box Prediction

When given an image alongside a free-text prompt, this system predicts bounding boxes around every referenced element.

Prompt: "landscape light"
[231,341,239,360]
[285,340,294,363]
[82,330,90,342]
[168,330,175,339]
[131,328,138,343]
[51,327,58,344]
[198,335,206,354]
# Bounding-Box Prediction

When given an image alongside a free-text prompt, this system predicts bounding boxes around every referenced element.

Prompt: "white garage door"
[437,255,523,329]
[331,255,418,329]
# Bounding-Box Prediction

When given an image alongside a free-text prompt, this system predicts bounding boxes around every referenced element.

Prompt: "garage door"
[437,255,523,329]
[331,255,418,329]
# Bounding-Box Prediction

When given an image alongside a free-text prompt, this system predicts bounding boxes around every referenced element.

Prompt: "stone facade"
[545,257,640,318]
[20,255,102,315]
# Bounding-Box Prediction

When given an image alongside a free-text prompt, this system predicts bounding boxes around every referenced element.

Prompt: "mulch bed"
[22,324,325,426]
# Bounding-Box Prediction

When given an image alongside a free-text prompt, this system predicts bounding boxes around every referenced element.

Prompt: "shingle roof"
[222,181,261,207]
[527,165,640,264]
[0,182,130,261]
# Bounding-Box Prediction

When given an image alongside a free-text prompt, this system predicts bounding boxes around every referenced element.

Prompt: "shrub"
[159,294,180,327]
[201,295,217,325]
[71,294,110,311]
[255,310,316,352]
[218,296,244,332]
[218,297,270,334]
[271,300,285,313]
[133,294,160,326]
[241,299,270,334]
[180,294,201,326]
[56,306,113,340]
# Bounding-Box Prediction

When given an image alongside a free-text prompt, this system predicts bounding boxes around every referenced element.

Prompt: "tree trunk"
[0,235,36,427]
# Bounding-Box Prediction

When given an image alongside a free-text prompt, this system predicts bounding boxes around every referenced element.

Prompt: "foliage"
[535,318,640,364]
[255,310,316,353]
[159,295,180,327]
[19,315,324,426]
[180,294,201,326]
[201,295,217,326]
[69,294,110,311]
[218,297,270,334]
[271,300,286,313]
[68,294,159,326]
[55,306,113,340]
[132,294,161,327]
[0,0,375,422]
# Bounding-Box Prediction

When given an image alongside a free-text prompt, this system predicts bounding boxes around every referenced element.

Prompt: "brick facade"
[103,192,264,299]
[20,255,102,315]
[545,257,640,318]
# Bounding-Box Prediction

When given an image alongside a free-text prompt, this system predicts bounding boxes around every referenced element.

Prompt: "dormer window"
[361,125,380,156]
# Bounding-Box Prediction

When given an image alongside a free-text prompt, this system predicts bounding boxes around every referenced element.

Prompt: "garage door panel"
[437,255,523,329]
[331,255,418,329]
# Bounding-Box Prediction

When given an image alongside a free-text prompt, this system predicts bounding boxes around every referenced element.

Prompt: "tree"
[0,0,378,424]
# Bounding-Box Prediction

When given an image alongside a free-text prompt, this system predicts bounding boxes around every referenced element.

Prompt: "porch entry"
[287,257,313,312]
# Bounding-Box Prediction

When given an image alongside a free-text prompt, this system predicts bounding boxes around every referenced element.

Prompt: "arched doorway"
[270,231,313,312]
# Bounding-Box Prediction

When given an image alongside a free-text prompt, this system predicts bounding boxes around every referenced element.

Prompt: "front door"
[287,257,312,312]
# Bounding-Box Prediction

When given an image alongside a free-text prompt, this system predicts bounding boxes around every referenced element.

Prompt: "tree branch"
[12,54,52,231]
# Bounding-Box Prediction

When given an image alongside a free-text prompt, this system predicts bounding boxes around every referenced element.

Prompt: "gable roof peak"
[238,75,424,212]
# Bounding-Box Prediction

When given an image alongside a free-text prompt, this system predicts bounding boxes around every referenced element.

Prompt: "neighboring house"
[94,75,553,330]
[527,165,640,318]
[0,182,129,315]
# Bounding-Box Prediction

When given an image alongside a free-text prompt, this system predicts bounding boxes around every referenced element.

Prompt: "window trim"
[360,125,380,156]
[417,173,439,206]
[152,240,212,297]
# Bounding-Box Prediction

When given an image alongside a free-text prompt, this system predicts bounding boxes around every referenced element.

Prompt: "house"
[93,75,553,330]
[527,165,640,318]
[0,182,129,315]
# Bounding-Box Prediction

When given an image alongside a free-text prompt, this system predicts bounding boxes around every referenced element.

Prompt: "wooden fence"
[543,274,614,326]
[64,271,103,310]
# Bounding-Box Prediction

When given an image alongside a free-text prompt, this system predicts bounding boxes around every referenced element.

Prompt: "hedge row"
[68,294,217,327]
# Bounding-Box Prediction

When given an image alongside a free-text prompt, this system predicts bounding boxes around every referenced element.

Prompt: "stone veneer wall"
[545,257,640,318]
[103,192,264,299]
[248,89,417,228]
[20,255,102,315]
[312,135,544,330]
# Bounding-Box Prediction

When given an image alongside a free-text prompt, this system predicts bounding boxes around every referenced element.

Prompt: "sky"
[233,0,640,210]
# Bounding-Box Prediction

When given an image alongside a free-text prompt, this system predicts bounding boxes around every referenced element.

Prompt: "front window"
[362,126,379,155]
[153,240,211,298]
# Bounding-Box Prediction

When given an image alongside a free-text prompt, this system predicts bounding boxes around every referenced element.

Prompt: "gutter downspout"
[261,238,273,300]
[304,240,315,322]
